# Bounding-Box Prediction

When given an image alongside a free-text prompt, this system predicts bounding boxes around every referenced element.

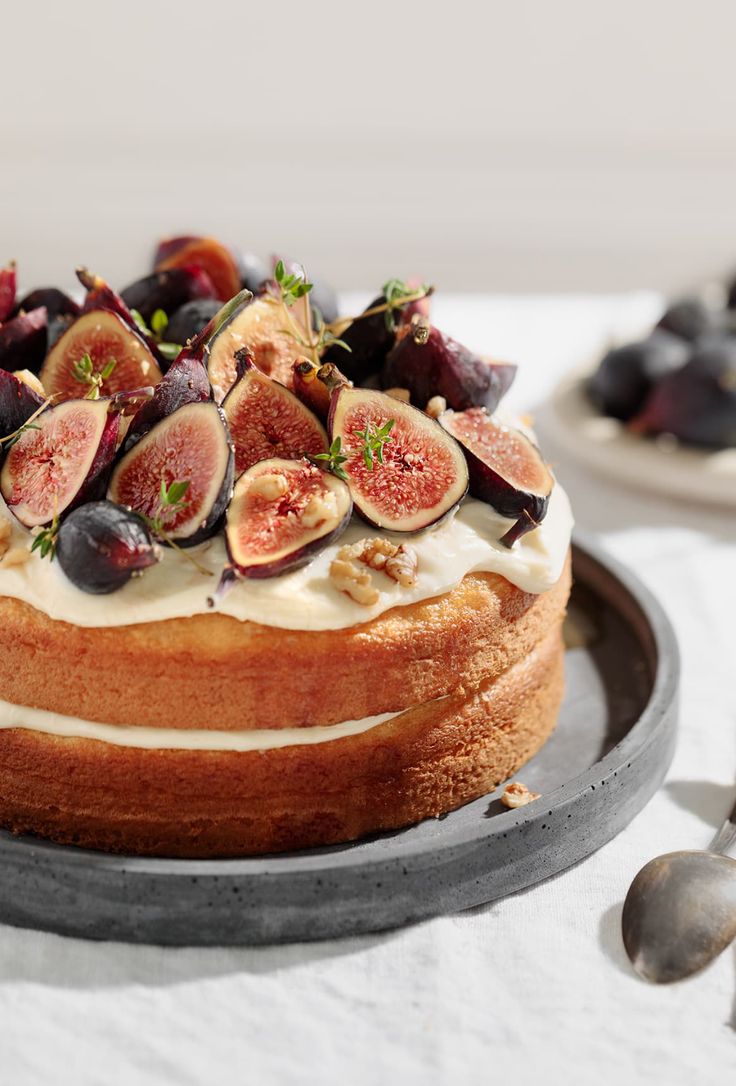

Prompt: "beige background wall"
[3,0,735,294]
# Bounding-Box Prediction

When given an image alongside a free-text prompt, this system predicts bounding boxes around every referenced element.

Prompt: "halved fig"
[0,367,44,441]
[440,408,553,544]
[39,310,163,401]
[108,401,233,545]
[206,294,307,397]
[0,307,48,374]
[1,398,119,527]
[154,235,241,301]
[222,349,328,475]
[0,261,17,322]
[120,266,218,323]
[383,323,517,412]
[123,353,212,449]
[224,457,351,579]
[328,387,468,532]
[56,501,159,594]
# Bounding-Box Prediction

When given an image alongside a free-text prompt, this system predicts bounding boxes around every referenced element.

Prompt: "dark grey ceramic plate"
[0,536,678,946]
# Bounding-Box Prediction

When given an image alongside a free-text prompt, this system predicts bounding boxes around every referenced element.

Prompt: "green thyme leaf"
[310,436,349,481]
[150,308,168,337]
[353,419,395,470]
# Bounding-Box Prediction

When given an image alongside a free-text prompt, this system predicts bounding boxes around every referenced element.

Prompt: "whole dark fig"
[383,322,516,412]
[165,299,222,346]
[56,501,159,594]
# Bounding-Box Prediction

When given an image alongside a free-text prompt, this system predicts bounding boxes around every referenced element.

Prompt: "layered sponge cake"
[0,241,572,856]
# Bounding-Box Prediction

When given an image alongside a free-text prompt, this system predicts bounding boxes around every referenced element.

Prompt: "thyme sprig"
[130,308,183,362]
[140,479,213,577]
[274,260,313,308]
[0,396,56,448]
[310,436,349,481]
[71,353,117,399]
[353,419,395,470]
[30,508,60,561]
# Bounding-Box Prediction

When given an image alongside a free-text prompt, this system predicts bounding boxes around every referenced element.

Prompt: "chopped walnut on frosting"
[500,781,541,809]
[1,547,31,569]
[330,538,418,605]
[425,395,447,419]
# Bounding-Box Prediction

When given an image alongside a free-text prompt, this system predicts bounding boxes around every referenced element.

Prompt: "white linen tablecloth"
[1,295,735,1085]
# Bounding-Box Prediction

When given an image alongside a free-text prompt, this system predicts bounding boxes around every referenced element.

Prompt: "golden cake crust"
[0,626,565,857]
[0,554,571,730]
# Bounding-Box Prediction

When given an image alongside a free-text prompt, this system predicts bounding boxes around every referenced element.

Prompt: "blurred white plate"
[543,369,736,508]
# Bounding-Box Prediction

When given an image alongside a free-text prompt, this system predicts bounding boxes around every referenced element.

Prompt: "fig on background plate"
[0,367,44,442]
[56,501,159,594]
[328,386,468,532]
[383,321,516,412]
[1,398,119,527]
[0,261,17,322]
[439,408,553,545]
[656,297,723,343]
[165,299,222,346]
[588,332,690,421]
[154,236,241,302]
[223,457,352,579]
[222,348,328,475]
[120,267,218,324]
[108,401,234,545]
[630,340,736,448]
[0,308,48,374]
[39,309,163,401]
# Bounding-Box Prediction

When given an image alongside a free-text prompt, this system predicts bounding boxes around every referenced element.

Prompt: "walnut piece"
[0,518,11,560]
[330,538,418,604]
[1,546,31,569]
[249,473,288,501]
[301,490,338,529]
[13,369,45,397]
[329,555,380,606]
[500,782,541,809]
[425,395,447,419]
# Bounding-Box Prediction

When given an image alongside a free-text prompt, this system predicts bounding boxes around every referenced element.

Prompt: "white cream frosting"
[0,695,402,751]
[0,483,572,631]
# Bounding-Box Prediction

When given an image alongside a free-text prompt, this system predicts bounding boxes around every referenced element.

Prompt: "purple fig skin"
[177,288,254,366]
[223,458,352,581]
[0,308,48,374]
[439,409,553,528]
[0,262,16,322]
[56,501,159,595]
[0,398,120,527]
[123,354,213,450]
[14,287,80,323]
[0,367,44,441]
[383,324,517,413]
[108,401,234,547]
[120,267,218,324]
[321,294,394,383]
[328,386,469,533]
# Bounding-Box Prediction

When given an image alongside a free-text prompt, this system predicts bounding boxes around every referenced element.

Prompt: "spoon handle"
[709,795,736,856]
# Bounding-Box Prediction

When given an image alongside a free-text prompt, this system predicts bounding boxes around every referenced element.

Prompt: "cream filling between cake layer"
[0,481,573,631]
[0,696,406,751]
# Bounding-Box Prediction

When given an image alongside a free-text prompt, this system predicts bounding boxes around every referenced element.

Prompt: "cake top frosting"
[0,237,573,629]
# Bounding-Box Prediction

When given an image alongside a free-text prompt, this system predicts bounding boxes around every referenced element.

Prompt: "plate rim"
[2,534,679,879]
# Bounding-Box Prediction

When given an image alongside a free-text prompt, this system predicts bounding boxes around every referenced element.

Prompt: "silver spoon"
[622,794,736,983]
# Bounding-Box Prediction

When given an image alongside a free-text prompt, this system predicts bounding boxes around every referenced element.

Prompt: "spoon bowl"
[622,850,736,983]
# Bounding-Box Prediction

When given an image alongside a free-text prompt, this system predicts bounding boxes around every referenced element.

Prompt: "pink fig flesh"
[154,236,241,301]
[1,398,119,527]
[206,295,307,398]
[108,401,233,544]
[328,387,468,532]
[39,310,163,402]
[440,408,553,541]
[225,457,352,578]
[222,352,328,475]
